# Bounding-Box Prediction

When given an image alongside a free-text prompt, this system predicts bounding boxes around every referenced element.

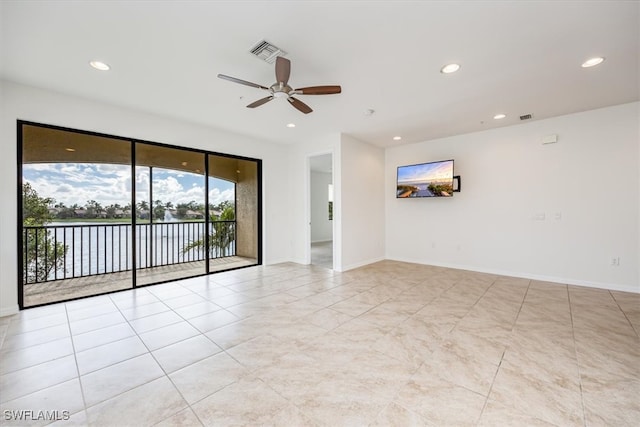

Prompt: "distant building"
[185,210,204,219]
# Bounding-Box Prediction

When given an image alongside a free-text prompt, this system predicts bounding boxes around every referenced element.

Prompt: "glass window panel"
[208,155,259,272]
[135,144,206,286]
[21,124,133,307]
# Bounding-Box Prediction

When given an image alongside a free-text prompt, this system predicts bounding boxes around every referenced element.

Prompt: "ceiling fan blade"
[246,96,274,108]
[288,97,313,114]
[295,85,342,95]
[217,74,269,90]
[275,57,291,86]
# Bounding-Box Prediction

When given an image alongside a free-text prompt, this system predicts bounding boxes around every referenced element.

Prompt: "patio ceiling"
[22,124,242,182]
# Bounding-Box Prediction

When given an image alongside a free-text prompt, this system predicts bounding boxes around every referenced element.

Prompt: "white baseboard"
[385,256,640,294]
[263,258,292,266]
[340,256,386,272]
[0,305,19,317]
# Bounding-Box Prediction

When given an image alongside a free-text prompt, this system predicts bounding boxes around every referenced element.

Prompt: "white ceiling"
[1,1,638,148]
[309,154,332,174]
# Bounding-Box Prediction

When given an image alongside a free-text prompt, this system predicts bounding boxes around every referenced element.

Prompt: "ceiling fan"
[217,57,341,114]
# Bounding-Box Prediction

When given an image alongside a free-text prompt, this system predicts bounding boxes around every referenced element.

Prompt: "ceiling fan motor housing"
[218,56,341,114]
[271,83,292,98]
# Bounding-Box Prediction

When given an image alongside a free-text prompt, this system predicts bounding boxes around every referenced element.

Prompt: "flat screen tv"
[396,159,454,198]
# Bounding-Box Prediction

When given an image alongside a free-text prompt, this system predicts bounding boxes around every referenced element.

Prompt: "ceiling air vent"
[249,40,287,64]
[520,113,533,121]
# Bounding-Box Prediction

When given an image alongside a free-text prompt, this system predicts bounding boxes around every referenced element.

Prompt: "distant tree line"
[49,199,234,221]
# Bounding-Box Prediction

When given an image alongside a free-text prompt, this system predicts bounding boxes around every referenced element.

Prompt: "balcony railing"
[22,220,236,285]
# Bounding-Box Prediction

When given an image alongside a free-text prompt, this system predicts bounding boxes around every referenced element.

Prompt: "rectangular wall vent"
[520,114,533,120]
[249,40,286,64]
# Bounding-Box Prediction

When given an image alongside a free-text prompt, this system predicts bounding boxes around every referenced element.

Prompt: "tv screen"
[397,159,454,198]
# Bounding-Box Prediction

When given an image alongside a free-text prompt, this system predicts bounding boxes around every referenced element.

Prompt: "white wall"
[287,133,341,268]
[0,80,292,315]
[341,134,386,270]
[310,171,333,243]
[386,102,640,292]
[286,133,385,272]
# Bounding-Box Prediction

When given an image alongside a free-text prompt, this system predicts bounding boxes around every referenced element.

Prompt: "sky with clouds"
[397,160,453,185]
[23,163,234,208]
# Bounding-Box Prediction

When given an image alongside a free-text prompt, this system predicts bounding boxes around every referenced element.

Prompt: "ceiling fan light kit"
[218,56,341,114]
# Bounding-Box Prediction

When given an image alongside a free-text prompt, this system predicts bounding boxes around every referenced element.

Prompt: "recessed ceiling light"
[581,57,605,68]
[493,113,506,120]
[286,123,296,128]
[440,63,461,74]
[393,136,402,141]
[89,60,110,71]
[65,148,76,152]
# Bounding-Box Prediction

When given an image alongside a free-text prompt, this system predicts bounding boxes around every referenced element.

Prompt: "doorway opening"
[309,153,333,269]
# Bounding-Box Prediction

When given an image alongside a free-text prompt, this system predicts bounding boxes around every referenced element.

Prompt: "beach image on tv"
[397,160,454,198]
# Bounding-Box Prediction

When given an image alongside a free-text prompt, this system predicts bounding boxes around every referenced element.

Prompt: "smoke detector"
[249,40,287,64]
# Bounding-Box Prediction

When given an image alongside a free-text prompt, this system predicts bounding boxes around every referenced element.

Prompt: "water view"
[27,220,236,283]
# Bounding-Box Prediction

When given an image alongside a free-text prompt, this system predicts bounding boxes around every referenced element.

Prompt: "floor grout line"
[63,303,89,421]
[609,289,640,339]
[476,279,531,423]
[567,285,588,427]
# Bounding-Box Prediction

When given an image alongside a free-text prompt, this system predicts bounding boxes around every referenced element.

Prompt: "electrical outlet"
[611,257,620,267]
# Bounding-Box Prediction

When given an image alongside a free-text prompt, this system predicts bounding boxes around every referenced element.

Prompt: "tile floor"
[0,260,638,426]
[24,257,257,307]
[310,242,333,270]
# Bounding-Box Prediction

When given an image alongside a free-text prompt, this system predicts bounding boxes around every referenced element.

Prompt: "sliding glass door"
[20,124,133,307]
[19,122,261,309]
[134,144,207,286]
